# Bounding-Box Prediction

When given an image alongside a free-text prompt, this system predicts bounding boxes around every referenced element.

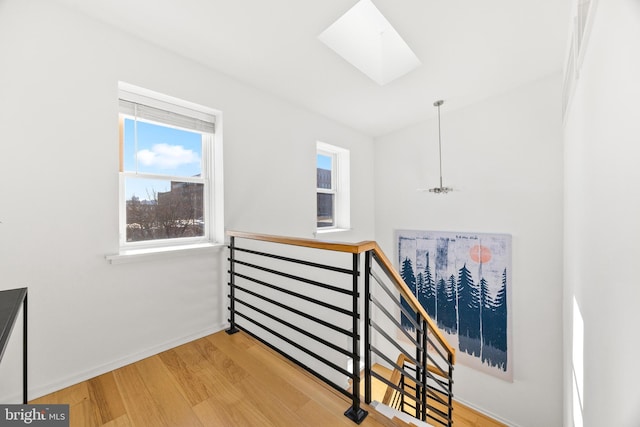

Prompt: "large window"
[118,83,223,250]
[316,141,350,231]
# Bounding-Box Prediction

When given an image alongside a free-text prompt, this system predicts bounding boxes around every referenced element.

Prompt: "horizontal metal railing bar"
[401,359,450,390]
[371,296,421,349]
[424,385,451,407]
[426,363,449,381]
[370,370,419,404]
[233,296,353,358]
[232,272,353,316]
[228,231,455,362]
[426,381,453,401]
[426,335,453,370]
[425,387,450,407]
[425,350,452,377]
[370,270,423,334]
[405,405,418,419]
[371,323,421,368]
[403,353,451,387]
[402,401,417,414]
[230,283,352,337]
[232,246,355,275]
[427,386,453,417]
[227,231,455,426]
[403,364,416,373]
[232,324,354,400]
[370,252,455,361]
[370,347,423,389]
[404,384,417,395]
[234,311,352,378]
[425,369,450,391]
[231,258,353,296]
[426,400,451,421]
[371,271,454,377]
[426,412,448,427]
[372,374,413,408]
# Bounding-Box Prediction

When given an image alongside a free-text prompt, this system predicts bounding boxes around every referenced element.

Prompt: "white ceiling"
[54,0,569,137]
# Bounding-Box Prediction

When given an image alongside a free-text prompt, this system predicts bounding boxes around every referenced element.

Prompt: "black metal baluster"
[344,253,367,424]
[415,312,422,420]
[364,250,372,405]
[400,373,405,413]
[226,236,239,335]
[448,353,454,426]
[421,318,428,422]
[23,291,28,404]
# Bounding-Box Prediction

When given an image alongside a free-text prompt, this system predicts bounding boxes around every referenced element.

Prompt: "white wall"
[374,75,564,427]
[0,3,585,426]
[563,1,640,426]
[0,0,375,401]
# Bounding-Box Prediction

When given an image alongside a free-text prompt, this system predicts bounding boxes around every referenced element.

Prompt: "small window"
[316,142,350,231]
[316,151,336,228]
[118,83,223,250]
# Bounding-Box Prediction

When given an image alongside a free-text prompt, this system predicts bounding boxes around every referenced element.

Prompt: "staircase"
[226,231,455,426]
[370,401,432,427]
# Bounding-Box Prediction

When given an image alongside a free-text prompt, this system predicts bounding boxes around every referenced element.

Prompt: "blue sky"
[317,153,332,170]
[124,119,202,200]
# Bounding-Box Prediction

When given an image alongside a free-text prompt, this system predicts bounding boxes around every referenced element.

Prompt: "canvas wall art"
[396,230,513,381]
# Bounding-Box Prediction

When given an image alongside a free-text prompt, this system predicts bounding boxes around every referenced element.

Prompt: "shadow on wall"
[572,296,584,427]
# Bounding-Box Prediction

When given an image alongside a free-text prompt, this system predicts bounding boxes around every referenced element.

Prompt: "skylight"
[318,0,421,86]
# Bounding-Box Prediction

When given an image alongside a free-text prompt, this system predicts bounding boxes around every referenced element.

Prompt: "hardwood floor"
[31,330,506,426]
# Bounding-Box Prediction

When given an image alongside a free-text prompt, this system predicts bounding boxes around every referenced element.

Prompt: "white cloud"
[137,143,200,169]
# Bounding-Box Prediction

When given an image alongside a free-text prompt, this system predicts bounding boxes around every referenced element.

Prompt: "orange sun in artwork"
[470,245,492,263]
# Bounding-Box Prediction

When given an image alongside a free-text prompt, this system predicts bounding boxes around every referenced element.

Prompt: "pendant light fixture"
[426,99,453,194]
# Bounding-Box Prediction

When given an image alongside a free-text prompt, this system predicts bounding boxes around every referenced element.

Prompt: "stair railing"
[226,231,455,426]
[366,248,456,426]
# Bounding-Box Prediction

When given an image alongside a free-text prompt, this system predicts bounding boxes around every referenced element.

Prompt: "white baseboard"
[454,396,521,427]
[16,324,226,403]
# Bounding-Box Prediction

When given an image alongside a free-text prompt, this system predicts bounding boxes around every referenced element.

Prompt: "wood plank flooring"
[31,330,506,426]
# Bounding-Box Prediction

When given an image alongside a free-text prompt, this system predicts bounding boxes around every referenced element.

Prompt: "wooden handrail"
[227,230,376,254]
[226,231,455,362]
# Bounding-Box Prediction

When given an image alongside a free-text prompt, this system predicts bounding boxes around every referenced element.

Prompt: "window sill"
[315,227,351,236]
[106,242,225,265]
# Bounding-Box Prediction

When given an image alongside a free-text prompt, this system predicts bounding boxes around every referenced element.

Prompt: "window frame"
[117,82,224,253]
[316,141,350,232]
[316,149,337,228]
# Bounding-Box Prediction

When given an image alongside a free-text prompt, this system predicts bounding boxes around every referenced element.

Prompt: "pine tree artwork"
[422,253,436,317]
[397,231,512,382]
[399,256,417,330]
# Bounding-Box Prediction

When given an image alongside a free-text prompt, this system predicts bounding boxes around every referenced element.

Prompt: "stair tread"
[391,416,414,427]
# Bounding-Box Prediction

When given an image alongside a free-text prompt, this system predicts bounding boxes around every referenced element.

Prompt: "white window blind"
[119,92,215,134]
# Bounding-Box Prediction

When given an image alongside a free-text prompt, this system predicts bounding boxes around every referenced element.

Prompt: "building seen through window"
[126,180,204,242]
[317,153,335,228]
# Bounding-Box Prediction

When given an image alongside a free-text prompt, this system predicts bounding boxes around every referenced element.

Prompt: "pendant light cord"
[437,101,443,188]
[428,100,452,194]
